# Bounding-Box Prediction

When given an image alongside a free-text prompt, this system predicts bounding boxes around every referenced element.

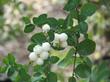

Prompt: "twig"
[73,51,77,76]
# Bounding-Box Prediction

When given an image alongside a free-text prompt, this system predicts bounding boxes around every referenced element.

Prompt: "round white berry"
[60,33,68,42]
[29,52,37,61]
[40,51,49,60]
[36,58,44,65]
[42,42,51,51]
[33,45,43,54]
[54,33,60,41]
[42,24,50,33]
[61,41,68,48]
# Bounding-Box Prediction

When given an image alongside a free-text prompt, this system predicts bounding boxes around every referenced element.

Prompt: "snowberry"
[61,41,68,48]
[33,45,43,54]
[53,33,68,48]
[29,52,37,61]
[42,42,51,51]
[42,24,50,33]
[59,33,68,42]
[36,58,44,65]
[40,51,49,60]
[54,33,60,41]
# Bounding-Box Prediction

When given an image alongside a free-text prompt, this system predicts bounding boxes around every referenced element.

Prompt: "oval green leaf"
[50,56,59,64]
[75,63,91,78]
[24,24,35,33]
[80,3,96,20]
[27,43,37,52]
[58,48,75,68]
[31,32,46,44]
[77,39,96,56]
[47,72,57,82]
[64,0,81,11]
[7,67,15,77]
[33,14,47,27]
[78,22,88,34]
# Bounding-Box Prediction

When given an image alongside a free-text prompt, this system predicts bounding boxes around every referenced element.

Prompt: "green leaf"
[69,77,76,82]
[64,0,81,11]
[18,67,31,81]
[80,3,96,20]
[3,57,9,65]
[58,48,75,68]
[47,17,58,29]
[50,56,59,64]
[7,53,15,65]
[31,32,46,44]
[77,39,96,56]
[24,24,35,33]
[22,16,30,24]
[34,65,44,73]
[14,63,23,71]
[47,72,57,82]
[27,43,37,52]
[70,9,79,19]
[75,63,91,78]
[48,30,54,42]
[58,19,64,27]
[7,66,15,77]
[67,33,77,46]
[33,14,47,27]
[64,15,73,28]
[32,75,43,82]
[78,22,88,34]
[62,14,73,29]
[84,57,92,68]
[0,66,7,73]
[51,45,65,51]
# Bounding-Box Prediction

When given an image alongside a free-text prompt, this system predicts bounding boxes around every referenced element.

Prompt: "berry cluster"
[29,42,51,65]
[29,24,69,65]
[53,33,68,48]
[41,24,69,48]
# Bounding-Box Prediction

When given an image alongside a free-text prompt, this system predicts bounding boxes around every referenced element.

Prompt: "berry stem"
[72,8,80,76]
[73,50,77,76]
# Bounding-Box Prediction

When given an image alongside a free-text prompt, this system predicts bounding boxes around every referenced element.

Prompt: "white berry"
[29,52,37,61]
[60,33,68,42]
[33,45,43,54]
[54,33,60,41]
[42,24,50,33]
[40,51,49,60]
[36,58,44,65]
[42,42,51,51]
[61,41,68,48]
